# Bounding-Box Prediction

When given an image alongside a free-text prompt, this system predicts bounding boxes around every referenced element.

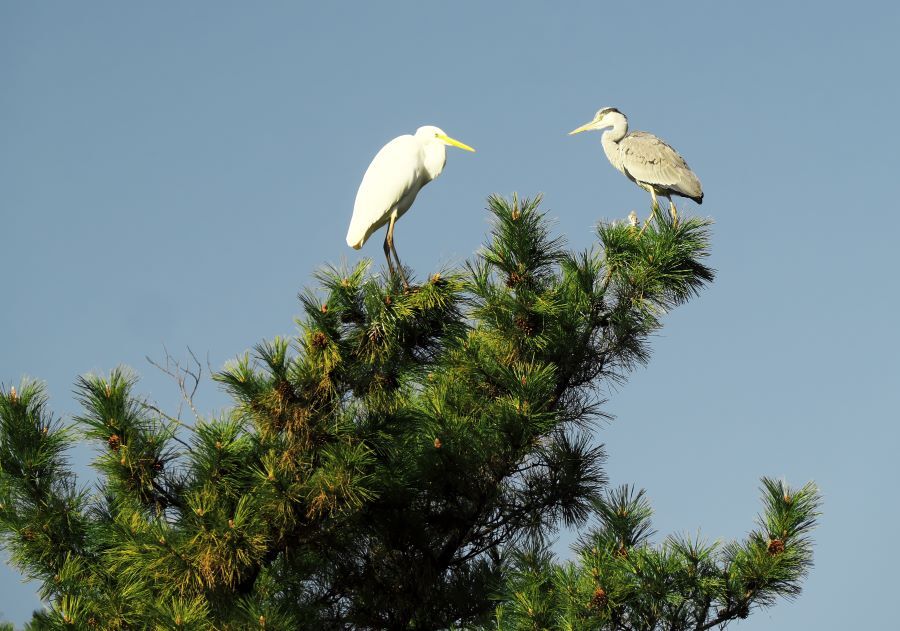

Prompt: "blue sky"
[2,1,898,627]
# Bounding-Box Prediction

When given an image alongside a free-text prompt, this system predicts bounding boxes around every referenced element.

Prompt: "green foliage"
[0,195,816,630]
[492,479,821,631]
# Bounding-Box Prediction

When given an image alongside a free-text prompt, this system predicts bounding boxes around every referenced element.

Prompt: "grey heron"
[569,108,703,226]
[346,126,475,289]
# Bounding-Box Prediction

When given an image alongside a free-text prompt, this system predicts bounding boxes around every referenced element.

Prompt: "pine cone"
[311,331,329,350]
[374,372,399,389]
[506,271,525,287]
[767,538,785,555]
[275,380,295,404]
[590,586,608,610]
[514,314,537,337]
[108,434,121,452]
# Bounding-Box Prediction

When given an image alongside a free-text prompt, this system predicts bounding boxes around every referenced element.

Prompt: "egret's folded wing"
[347,135,422,248]
[620,131,702,199]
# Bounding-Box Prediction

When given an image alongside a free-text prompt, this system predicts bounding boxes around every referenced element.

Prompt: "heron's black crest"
[597,107,623,118]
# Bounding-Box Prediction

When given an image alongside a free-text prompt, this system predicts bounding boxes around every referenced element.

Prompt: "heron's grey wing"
[347,135,424,248]
[619,131,703,199]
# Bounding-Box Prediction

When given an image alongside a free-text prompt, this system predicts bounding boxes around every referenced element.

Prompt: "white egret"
[569,108,703,225]
[346,126,475,288]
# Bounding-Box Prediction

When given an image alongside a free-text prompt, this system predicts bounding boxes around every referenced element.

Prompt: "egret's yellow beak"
[437,134,476,152]
[568,120,599,136]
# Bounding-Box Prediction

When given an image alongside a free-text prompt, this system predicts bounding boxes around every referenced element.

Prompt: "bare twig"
[144,346,213,455]
[146,345,205,424]
[139,402,196,452]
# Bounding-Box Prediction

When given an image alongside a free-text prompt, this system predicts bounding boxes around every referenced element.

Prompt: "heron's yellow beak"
[568,121,598,136]
[437,134,476,152]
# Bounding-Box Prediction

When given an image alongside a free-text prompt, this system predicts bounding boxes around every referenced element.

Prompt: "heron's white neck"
[422,141,447,181]
[601,113,628,172]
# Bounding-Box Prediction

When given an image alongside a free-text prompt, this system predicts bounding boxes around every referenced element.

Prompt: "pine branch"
[491,479,821,631]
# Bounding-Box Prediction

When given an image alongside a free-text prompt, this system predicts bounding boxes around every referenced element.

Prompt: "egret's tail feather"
[346,228,366,250]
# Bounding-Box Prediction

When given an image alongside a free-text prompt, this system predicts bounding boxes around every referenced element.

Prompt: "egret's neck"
[601,114,628,172]
[422,142,447,180]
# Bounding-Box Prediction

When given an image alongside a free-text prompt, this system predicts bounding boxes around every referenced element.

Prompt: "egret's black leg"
[383,232,396,278]
[386,214,409,290]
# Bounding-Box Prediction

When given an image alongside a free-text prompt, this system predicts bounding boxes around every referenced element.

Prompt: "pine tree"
[0,195,818,630]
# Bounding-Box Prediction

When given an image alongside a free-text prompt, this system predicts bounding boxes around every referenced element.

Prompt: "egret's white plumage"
[346,126,474,287]
[569,108,703,222]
